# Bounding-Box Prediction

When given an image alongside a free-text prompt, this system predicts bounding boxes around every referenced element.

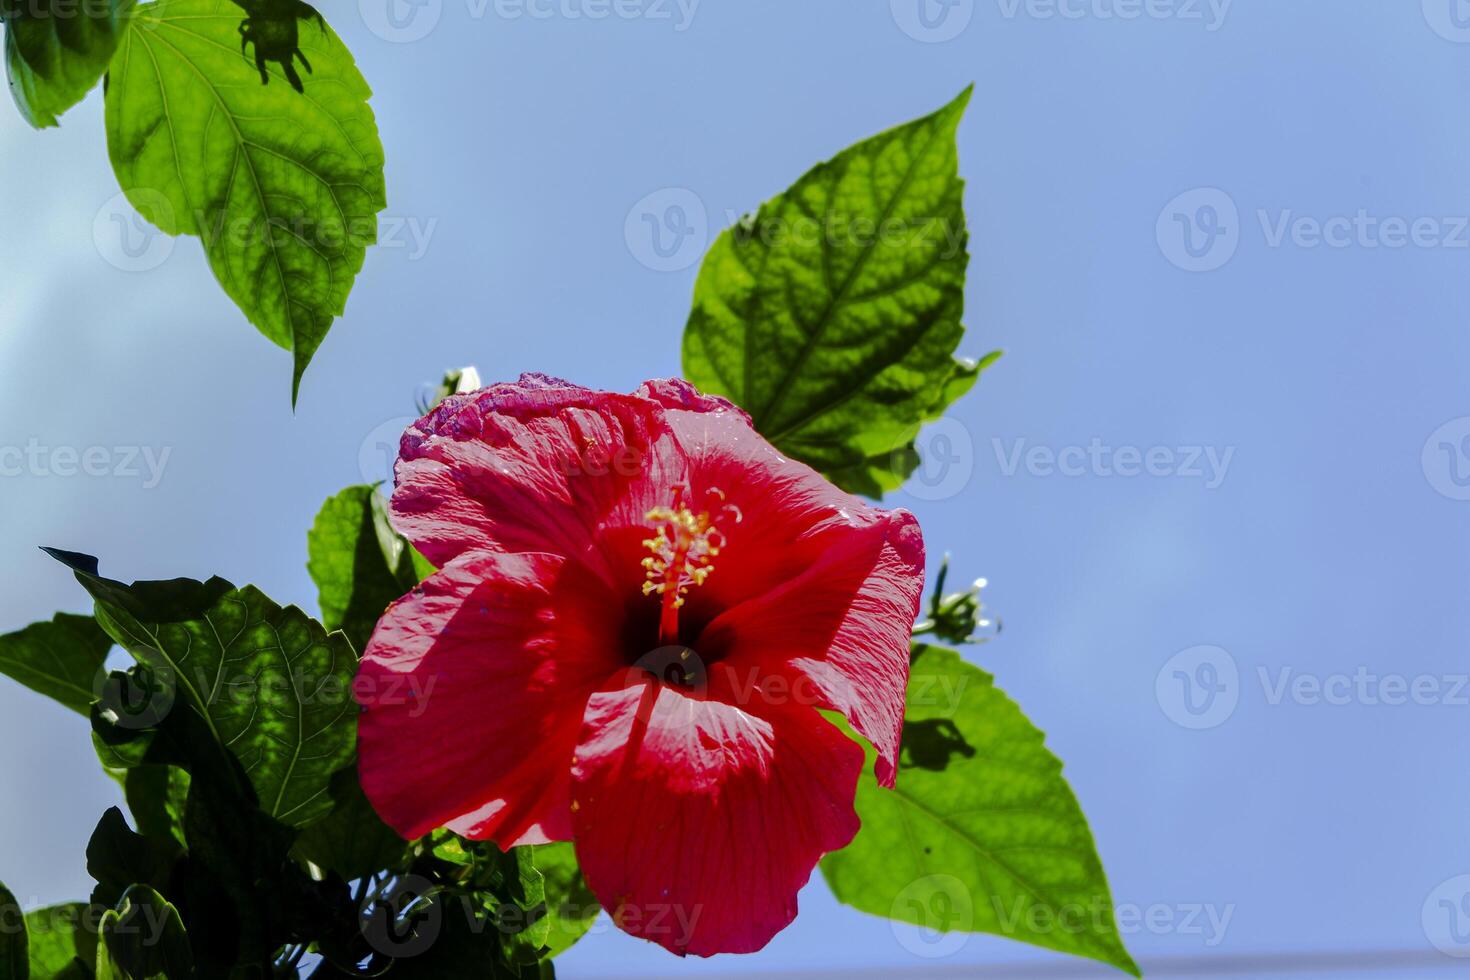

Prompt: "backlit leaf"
[23,905,94,979]
[307,485,422,653]
[821,645,1138,976]
[0,613,112,715]
[683,88,996,496]
[103,0,387,402]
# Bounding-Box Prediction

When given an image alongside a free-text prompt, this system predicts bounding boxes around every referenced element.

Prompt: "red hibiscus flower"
[356,374,924,956]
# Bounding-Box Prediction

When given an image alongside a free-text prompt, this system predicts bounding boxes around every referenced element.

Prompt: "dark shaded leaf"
[85,808,178,912]
[95,886,194,980]
[2,0,132,127]
[0,881,25,980]
[292,765,408,882]
[123,766,191,850]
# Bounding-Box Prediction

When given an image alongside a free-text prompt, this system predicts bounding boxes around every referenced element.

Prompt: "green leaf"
[85,808,177,912]
[123,766,190,850]
[0,881,25,980]
[95,886,194,980]
[51,549,358,827]
[821,645,1139,976]
[307,485,422,653]
[292,764,408,882]
[2,0,133,128]
[179,764,301,974]
[0,613,113,715]
[24,905,95,979]
[103,0,387,402]
[531,844,596,959]
[480,848,548,966]
[428,839,549,965]
[683,88,997,496]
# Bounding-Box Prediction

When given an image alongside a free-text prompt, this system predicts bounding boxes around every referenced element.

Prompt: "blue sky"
[3,1,1470,976]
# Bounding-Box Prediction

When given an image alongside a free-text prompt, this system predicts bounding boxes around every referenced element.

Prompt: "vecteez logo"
[625,188,709,272]
[360,0,444,42]
[93,190,175,273]
[891,0,975,43]
[1159,188,1470,272]
[1158,646,1470,731]
[997,0,1231,30]
[1423,876,1470,957]
[1422,417,1470,501]
[1156,646,1239,729]
[1156,188,1240,272]
[1423,0,1470,42]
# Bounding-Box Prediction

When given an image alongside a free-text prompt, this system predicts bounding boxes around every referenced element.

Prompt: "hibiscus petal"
[570,678,863,956]
[697,508,924,789]
[357,550,624,845]
[391,375,689,576]
[653,405,925,787]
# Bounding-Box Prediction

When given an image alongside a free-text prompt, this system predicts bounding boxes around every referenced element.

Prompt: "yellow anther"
[641,486,741,646]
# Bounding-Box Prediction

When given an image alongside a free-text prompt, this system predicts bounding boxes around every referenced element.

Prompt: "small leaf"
[103,0,387,402]
[24,905,95,979]
[51,549,358,827]
[2,0,133,128]
[0,613,113,716]
[683,88,997,496]
[482,848,549,966]
[307,485,422,653]
[532,844,597,959]
[429,838,550,965]
[0,880,25,980]
[95,886,194,980]
[821,645,1139,976]
[85,808,178,912]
